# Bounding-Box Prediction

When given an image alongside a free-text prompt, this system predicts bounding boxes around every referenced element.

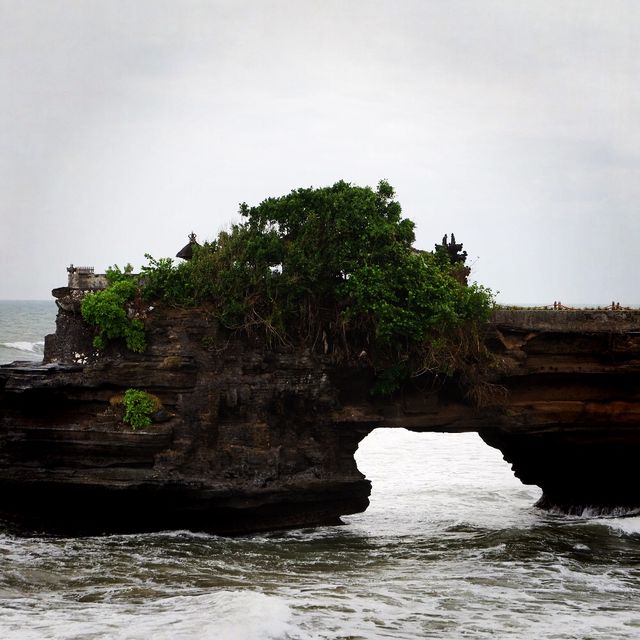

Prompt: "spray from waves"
[0,590,297,640]
[540,503,640,536]
[544,504,640,519]
[1,341,45,355]
[596,516,640,536]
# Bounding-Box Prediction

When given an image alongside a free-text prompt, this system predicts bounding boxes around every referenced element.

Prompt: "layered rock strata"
[481,309,640,514]
[1,288,373,534]
[1,289,639,534]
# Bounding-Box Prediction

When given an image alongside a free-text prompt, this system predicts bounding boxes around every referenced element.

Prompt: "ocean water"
[1,301,639,639]
[0,301,56,365]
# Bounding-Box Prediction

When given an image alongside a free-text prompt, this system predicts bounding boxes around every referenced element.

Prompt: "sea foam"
[1,340,44,354]
[0,591,295,640]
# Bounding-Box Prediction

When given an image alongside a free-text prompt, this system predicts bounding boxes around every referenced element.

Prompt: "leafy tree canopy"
[84,180,493,393]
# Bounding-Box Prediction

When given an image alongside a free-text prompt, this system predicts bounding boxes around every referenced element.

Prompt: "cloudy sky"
[1,0,638,303]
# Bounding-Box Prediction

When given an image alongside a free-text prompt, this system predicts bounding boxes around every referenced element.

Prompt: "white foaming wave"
[540,503,640,536]
[597,516,640,536]
[0,590,295,640]
[544,504,640,521]
[1,340,44,354]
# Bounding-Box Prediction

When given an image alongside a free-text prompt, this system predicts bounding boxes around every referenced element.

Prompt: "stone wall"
[66,266,108,291]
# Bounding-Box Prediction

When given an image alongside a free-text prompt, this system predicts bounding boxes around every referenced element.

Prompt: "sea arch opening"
[349,429,542,531]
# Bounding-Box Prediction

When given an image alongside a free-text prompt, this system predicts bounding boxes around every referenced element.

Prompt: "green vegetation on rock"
[83,180,494,393]
[122,388,157,430]
[146,180,493,391]
[80,265,146,352]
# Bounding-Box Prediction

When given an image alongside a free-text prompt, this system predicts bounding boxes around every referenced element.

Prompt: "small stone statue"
[434,233,470,284]
[435,233,468,265]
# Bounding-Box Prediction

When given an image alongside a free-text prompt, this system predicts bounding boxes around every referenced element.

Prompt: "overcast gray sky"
[1,0,638,303]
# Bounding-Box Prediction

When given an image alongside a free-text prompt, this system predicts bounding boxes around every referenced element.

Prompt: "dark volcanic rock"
[2,298,640,534]
[1,292,373,534]
[477,309,640,514]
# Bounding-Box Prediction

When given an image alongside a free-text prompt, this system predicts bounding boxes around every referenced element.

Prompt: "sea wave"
[598,516,640,536]
[0,341,44,354]
[0,590,295,640]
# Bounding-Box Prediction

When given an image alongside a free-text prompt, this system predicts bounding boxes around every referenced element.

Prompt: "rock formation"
[1,287,373,534]
[1,287,640,534]
[481,309,640,515]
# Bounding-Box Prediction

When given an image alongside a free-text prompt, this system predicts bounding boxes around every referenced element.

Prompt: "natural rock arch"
[1,295,640,534]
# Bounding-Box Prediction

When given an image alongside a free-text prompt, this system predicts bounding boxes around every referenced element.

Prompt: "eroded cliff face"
[1,292,640,534]
[0,288,373,534]
[323,309,640,515]
[480,310,640,514]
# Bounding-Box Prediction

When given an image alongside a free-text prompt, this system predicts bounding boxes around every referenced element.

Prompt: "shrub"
[81,274,146,352]
[122,388,157,429]
[140,255,195,306]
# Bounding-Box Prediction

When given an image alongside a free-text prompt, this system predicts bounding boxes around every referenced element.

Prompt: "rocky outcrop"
[480,309,640,514]
[2,292,640,534]
[1,289,373,534]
